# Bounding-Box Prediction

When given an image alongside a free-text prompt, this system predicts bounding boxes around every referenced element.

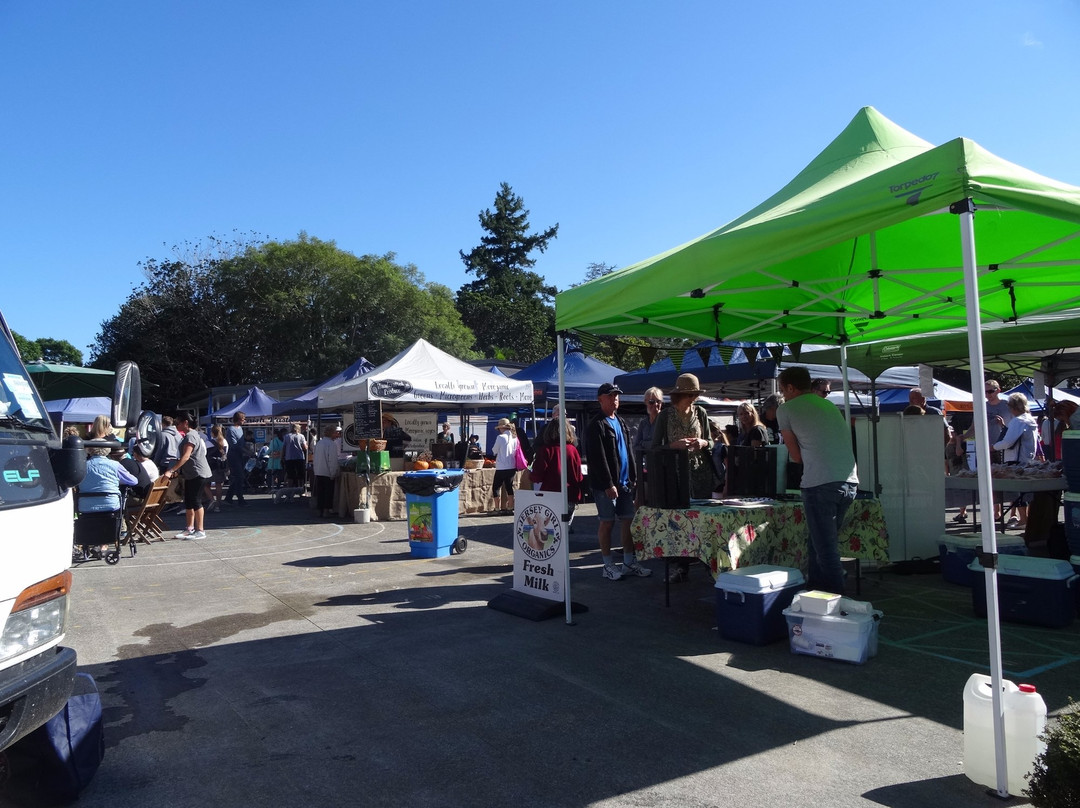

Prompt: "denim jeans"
[227,463,246,502]
[800,481,857,594]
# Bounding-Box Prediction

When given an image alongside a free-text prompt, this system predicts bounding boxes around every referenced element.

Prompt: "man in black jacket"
[585,383,652,581]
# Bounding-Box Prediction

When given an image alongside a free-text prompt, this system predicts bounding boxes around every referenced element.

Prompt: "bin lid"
[715,564,804,592]
[1064,491,1080,502]
[969,554,1077,580]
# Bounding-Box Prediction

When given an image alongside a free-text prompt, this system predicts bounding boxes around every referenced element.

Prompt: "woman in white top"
[491,418,519,515]
[993,393,1039,529]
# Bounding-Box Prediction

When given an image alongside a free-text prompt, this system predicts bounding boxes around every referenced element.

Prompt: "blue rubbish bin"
[397,470,466,558]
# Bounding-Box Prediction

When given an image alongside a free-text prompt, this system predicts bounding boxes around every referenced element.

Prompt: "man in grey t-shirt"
[776,366,859,595]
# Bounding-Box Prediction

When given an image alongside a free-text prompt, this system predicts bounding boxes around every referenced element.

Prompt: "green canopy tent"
[555,107,1080,798]
[25,361,116,399]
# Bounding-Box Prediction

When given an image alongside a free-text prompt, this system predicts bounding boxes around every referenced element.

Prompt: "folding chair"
[126,476,169,544]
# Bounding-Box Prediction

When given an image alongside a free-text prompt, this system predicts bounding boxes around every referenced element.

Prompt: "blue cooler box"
[1072,556,1080,616]
[1062,430,1080,491]
[404,470,464,558]
[715,565,805,644]
[970,555,1079,628]
[781,605,883,665]
[939,533,1027,587]
[1064,492,1080,556]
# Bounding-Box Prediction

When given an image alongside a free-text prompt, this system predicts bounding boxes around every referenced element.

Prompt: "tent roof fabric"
[26,362,115,399]
[317,339,533,410]
[273,357,375,415]
[556,107,1080,348]
[44,397,111,422]
[212,386,279,419]
[511,350,625,400]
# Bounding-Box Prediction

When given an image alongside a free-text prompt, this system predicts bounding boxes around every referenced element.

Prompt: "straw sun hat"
[671,373,704,396]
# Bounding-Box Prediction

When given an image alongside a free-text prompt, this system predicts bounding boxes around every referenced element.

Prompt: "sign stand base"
[487,589,587,622]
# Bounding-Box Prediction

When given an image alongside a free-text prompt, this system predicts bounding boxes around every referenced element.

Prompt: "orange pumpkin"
[429,460,443,469]
[413,460,430,470]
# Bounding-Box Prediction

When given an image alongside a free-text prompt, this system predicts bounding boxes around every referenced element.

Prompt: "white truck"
[0,314,142,752]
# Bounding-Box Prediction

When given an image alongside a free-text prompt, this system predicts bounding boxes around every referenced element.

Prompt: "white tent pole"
[840,344,852,423]
[557,335,572,624]
[958,199,1009,797]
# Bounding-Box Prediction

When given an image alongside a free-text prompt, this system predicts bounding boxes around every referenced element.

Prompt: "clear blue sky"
[2,1,1078,360]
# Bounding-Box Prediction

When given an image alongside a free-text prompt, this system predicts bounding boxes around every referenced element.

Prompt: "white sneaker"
[622,560,653,578]
[174,528,195,539]
[602,563,624,581]
[185,531,207,540]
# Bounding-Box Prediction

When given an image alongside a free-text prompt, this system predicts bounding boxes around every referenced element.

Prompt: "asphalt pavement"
[3,494,1077,808]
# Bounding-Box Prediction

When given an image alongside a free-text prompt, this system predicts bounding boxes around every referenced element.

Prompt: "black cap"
[597,382,623,397]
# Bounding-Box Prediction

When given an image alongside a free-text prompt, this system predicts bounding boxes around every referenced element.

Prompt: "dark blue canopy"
[213,386,279,419]
[511,350,625,401]
[273,357,375,415]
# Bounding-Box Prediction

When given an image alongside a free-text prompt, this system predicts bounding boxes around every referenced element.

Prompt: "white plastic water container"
[963,673,1047,796]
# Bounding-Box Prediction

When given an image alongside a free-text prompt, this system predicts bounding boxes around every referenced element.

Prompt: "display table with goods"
[944,462,1066,531]
[335,466,517,521]
[631,496,890,579]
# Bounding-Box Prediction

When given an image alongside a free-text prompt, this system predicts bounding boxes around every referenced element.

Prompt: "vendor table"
[632,497,890,579]
[335,469,517,521]
[943,474,1067,530]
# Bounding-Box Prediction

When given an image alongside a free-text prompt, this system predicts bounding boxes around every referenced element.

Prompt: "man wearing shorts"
[585,382,652,581]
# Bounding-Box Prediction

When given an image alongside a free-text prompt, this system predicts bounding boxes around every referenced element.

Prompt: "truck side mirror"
[111,361,142,429]
[51,433,86,490]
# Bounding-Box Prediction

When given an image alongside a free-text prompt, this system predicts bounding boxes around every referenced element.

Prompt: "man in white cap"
[585,382,652,581]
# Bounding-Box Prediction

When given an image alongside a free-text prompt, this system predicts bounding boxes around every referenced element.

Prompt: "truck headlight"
[0,572,70,663]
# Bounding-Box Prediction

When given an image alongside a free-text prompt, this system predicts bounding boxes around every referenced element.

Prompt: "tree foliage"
[457,183,559,361]
[91,235,477,408]
[11,332,83,365]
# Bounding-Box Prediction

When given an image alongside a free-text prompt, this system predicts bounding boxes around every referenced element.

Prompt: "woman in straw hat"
[490,417,519,515]
[650,373,714,582]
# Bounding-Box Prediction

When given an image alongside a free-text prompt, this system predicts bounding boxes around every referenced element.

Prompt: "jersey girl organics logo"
[370,379,413,399]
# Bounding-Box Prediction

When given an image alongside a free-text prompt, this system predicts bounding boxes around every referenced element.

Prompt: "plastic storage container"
[963,673,1047,796]
[399,470,464,558]
[714,565,805,645]
[939,533,1027,587]
[782,605,882,664]
[1064,492,1080,556]
[970,555,1078,628]
[1062,430,1080,490]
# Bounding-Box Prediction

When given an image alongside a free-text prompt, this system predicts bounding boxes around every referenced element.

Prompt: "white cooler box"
[782,597,883,665]
[714,565,805,645]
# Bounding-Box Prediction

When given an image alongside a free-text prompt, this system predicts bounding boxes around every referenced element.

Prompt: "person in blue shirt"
[585,382,652,582]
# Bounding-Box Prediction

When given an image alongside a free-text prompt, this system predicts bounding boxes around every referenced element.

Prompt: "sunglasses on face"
[646,399,661,406]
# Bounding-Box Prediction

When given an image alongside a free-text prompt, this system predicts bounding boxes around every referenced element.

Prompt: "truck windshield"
[0,340,53,436]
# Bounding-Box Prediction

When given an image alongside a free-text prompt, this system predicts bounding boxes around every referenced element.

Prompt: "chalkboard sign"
[352,400,383,439]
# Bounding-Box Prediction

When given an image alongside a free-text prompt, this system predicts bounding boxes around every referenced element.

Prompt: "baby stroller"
[245,452,269,492]
[73,489,135,565]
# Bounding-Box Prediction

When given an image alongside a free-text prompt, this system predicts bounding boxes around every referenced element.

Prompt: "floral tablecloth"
[632,499,889,579]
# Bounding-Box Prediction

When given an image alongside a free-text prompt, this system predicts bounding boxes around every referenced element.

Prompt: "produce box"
[782,604,883,665]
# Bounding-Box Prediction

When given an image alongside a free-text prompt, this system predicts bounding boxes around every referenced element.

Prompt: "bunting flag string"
[789,341,803,362]
[772,344,786,364]
[577,332,599,355]
[638,345,658,368]
[717,343,734,365]
[670,350,683,373]
[697,347,712,368]
[610,340,627,366]
[744,347,760,365]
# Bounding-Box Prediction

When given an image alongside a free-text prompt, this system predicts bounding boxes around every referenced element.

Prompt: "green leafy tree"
[11,332,42,362]
[91,235,477,408]
[457,183,559,361]
[10,332,82,365]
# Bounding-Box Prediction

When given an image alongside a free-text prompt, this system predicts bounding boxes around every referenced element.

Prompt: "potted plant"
[1026,699,1080,807]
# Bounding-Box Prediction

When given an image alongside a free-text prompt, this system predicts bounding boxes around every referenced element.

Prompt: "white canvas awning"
[317,339,534,410]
